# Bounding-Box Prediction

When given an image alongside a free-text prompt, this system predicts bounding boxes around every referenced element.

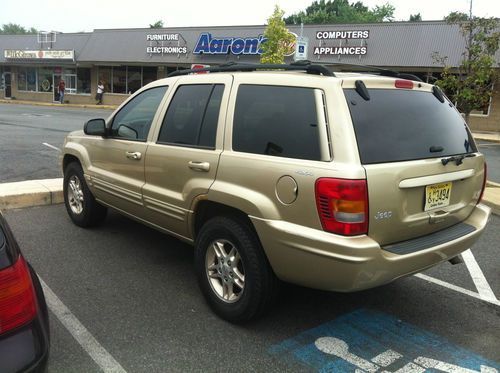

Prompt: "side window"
[111,86,168,141]
[157,84,224,149]
[232,85,321,161]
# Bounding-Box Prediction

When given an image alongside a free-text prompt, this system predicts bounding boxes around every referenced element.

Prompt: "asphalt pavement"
[3,205,499,372]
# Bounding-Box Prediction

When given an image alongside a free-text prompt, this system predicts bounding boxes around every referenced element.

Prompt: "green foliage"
[0,23,37,35]
[409,13,422,22]
[434,15,500,122]
[149,20,164,29]
[284,0,395,25]
[260,5,295,64]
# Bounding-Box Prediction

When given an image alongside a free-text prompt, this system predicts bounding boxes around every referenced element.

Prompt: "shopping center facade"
[0,21,499,131]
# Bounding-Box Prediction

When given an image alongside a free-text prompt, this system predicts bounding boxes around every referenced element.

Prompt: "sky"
[1,0,499,33]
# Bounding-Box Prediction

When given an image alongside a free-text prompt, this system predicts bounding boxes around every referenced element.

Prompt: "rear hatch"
[343,78,485,246]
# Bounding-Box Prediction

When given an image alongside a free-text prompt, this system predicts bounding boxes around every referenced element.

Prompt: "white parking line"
[42,142,61,152]
[414,273,500,307]
[461,249,498,302]
[39,277,128,373]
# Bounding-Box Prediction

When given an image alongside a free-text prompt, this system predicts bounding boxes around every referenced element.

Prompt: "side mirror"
[84,118,107,136]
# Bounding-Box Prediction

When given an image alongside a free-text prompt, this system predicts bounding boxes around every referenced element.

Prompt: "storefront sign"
[146,33,188,54]
[4,50,74,60]
[193,33,266,55]
[314,30,369,56]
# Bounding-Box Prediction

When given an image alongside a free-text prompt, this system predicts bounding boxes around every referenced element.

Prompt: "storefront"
[1,22,499,131]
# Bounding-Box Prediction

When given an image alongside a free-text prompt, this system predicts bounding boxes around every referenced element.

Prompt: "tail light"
[0,256,37,335]
[315,178,369,236]
[395,79,414,89]
[477,162,487,204]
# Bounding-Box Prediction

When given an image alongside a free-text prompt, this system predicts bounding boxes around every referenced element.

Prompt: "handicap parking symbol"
[269,309,499,372]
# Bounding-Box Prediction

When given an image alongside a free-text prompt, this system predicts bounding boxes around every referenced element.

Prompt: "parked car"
[0,211,50,372]
[61,62,491,322]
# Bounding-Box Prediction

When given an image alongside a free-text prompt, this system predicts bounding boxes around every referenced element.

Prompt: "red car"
[0,211,50,372]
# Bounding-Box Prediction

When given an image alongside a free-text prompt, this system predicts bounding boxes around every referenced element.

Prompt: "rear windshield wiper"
[441,154,476,166]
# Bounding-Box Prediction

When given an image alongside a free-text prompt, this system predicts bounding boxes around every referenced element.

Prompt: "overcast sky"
[1,0,499,33]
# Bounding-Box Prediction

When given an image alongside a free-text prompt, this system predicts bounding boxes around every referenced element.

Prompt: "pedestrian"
[58,79,65,104]
[96,81,104,105]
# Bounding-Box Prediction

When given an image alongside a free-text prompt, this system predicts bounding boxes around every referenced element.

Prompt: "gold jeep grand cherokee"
[61,62,491,322]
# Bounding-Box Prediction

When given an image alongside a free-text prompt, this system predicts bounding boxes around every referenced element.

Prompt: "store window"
[38,68,53,93]
[143,67,157,86]
[98,67,112,94]
[27,68,37,91]
[17,68,27,91]
[62,74,77,94]
[77,68,91,94]
[113,66,127,94]
[127,66,142,94]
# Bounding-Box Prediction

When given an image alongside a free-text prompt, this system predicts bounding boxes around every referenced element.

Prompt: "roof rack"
[167,61,335,77]
[324,62,424,82]
[167,60,423,83]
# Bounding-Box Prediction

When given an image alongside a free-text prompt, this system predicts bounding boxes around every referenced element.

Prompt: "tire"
[63,162,107,227]
[194,216,279,323]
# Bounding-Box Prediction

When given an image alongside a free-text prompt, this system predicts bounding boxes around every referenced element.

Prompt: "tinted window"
[345,89,477,164]
[111,86,168,141]
[232,85,321,161]
[158,84,223,148]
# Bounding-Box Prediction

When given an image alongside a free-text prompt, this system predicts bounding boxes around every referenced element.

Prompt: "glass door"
[3,73,11,98]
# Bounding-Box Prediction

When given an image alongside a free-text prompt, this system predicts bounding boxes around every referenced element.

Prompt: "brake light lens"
[478,162,487,204]
[395,79,414,89]
[0,256,37,335]
[315,178,369,236]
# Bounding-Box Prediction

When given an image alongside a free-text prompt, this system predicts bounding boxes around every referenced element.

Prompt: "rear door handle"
[188,161,210,172]
[125,151,142,160]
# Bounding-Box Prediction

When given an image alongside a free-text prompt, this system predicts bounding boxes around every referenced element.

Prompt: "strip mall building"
[0,21,499,131]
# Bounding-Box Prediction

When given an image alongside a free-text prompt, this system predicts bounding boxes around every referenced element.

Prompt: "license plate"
[424,182,452,211]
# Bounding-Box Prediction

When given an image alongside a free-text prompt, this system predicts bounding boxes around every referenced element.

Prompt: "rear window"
[344,89,477,164]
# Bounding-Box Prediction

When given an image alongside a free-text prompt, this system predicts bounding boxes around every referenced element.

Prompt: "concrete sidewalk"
[0,98,117,110]
[0,177,498,216]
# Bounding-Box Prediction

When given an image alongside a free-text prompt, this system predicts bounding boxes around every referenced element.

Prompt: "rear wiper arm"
[441,154,476,166]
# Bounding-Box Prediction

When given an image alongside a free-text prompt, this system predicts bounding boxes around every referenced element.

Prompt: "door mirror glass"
[84,118,107,136]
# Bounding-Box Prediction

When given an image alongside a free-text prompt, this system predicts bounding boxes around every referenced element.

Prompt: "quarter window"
[110,86,168,141]
[232,85,321,161]
[157,84,224,148]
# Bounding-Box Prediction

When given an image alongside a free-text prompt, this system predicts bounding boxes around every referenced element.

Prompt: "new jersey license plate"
[424,182,452,211]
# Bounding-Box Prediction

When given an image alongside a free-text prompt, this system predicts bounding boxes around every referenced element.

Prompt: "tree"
[284,0,395,25]
[433,13,500,123]
[260,5,295,64]
[0,23,37,34]
[409,13,422,21]
[149,20,164,28]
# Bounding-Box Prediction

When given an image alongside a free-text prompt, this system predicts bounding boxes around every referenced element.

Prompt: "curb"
[0,99,117,111]
[0,179,63,210]
[473,132,500,143]
[0,178,498,217]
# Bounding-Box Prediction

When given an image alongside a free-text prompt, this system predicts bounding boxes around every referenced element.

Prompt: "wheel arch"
[192,200,258,241]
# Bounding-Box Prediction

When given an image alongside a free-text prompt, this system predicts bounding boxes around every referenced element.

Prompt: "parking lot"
[4,205,499,372]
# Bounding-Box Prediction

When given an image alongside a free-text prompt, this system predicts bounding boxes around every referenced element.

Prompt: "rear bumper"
[0,315,49,373]
[251,203,491,292]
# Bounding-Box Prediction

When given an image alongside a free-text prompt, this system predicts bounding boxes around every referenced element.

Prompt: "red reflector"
[0,256,37,335]
[315,178,369,236]
[395,79,414,89]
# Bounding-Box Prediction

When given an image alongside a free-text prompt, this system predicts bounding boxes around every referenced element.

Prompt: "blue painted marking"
[269,309,500,372]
